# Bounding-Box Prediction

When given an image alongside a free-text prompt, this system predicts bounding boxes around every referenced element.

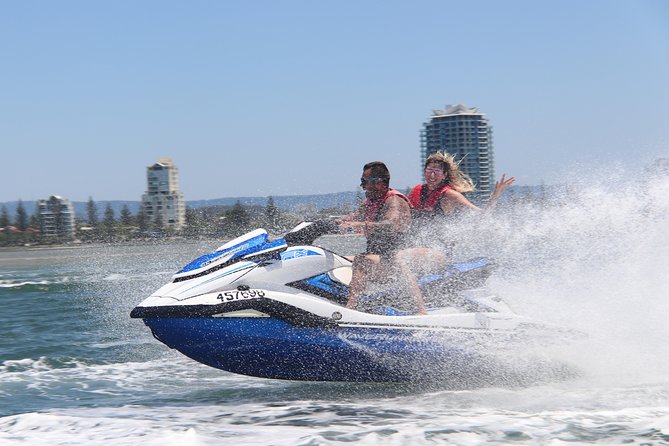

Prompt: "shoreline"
[0,233,366,256]
[0,237,221,253]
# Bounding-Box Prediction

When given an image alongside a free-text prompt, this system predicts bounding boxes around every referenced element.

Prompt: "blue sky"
[2,0,668,202]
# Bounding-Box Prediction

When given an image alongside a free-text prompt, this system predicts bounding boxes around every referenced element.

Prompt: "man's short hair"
[363,161,390,179]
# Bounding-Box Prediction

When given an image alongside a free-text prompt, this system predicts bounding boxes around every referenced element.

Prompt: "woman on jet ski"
[336,161,417,313]
[395,151,515,311]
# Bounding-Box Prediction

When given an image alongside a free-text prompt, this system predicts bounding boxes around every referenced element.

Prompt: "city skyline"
[2,1,668,203]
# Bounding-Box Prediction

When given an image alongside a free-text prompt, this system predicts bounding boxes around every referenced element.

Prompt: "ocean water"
[1,173,668,445]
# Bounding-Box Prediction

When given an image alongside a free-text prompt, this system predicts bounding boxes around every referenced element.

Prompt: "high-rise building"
[420,104,494,203]
[38,195,76,240]
[141,157,186,230]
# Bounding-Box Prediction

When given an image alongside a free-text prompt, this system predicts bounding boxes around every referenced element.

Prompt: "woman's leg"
[394,248,448,315]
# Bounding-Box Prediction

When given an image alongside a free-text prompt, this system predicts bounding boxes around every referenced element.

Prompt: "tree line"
[0,200,40,246]
[0,196,351,247]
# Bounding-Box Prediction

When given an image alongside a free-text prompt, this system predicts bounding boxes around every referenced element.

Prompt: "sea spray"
[445,170,669,386]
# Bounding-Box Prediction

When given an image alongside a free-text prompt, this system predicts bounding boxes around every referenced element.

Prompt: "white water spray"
[449,168,669,386]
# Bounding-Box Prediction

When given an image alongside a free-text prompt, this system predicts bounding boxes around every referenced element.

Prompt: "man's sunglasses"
[360,177,386,186]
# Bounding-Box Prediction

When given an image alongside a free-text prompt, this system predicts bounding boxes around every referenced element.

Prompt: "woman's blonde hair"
[424,151,475,193]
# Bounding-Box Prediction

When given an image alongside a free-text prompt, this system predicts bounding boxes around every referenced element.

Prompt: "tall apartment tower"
[38,195,76,240]
[420,104,495,203]
[141,157,186,230]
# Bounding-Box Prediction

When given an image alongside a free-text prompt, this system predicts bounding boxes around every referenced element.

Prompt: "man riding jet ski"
[334,161,417,312]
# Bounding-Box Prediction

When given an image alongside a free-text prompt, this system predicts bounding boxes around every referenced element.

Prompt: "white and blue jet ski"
[131,221,580,384]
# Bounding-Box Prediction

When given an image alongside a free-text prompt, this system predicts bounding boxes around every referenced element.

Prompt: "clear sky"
[2,0,668,202]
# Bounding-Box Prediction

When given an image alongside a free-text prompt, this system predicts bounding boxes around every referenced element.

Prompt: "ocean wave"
[2,351,669,445]
[0,271,167,290]
[0,277,79,293]
[102,274,128,281]
[0,280,54,289]
[0,357,85,375]
[0,401,668,445]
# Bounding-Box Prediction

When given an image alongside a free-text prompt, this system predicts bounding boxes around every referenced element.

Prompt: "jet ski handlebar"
[283,220,340,245]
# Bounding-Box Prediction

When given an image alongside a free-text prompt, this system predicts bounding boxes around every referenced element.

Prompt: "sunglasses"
[424,167,444,175]
[360,177,386,186]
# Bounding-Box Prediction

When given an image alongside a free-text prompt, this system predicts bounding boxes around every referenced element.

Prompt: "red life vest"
[362,189,410,256]
[364,189,409,221]
[408,184,453,212]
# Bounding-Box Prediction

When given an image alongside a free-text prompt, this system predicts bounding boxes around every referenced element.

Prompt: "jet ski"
[131,221,580,384]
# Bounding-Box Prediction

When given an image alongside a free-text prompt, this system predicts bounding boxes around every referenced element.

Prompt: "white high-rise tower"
[141,157,186,230]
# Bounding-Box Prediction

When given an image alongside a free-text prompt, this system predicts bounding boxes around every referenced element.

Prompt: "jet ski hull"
[141,315,565,384]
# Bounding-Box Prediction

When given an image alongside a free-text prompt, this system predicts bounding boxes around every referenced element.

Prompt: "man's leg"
[346,254,380,310]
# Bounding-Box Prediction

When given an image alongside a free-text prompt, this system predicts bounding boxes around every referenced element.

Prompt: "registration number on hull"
[217,289,266,302]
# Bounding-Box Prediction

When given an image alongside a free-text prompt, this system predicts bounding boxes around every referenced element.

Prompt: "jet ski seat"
[327,266,352,286]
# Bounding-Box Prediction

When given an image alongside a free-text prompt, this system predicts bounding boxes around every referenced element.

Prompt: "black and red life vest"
[362,189,409,255]
[406,183,455,252]
[364,189,409,222]
[408,183,453,216]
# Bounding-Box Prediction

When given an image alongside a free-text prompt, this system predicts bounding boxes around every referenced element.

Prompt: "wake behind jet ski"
[130,221,581,384]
